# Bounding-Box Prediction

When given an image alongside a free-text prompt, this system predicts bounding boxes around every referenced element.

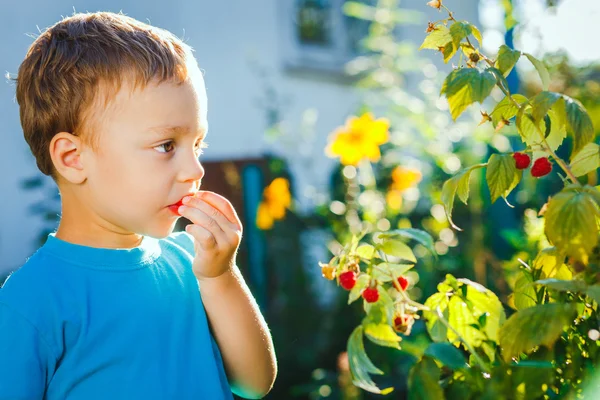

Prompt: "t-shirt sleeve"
[0,302,56,399]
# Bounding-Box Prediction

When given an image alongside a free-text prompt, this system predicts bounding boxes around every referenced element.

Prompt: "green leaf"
[441,164,487,231]
[380,239,416,263]
[347,326,394,394]
[535,278,587,292]
[524,53,551,90]
[490,94,528,129]
[381,229,436,258]
[499,303,577,362]
[424,343,468,370]
[511,272,537,310]
[564,95,595,157]
[408,356,445,400]
[495,44,521,76]
[530,91,563,124]
[585,286,600,304]
[424,292,450,343]
[441,68,496,120]
[570,143,600,177]
[450,21,478,47]
[532,247,570,280]
[357,244,376,259]
[420,25,452,50]
[544,189,600,262]
[485,153,522,203]
[364,323,401,346]
[349,274,371,304]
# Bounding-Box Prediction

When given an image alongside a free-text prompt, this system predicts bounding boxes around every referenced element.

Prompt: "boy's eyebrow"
[147,125,207,139]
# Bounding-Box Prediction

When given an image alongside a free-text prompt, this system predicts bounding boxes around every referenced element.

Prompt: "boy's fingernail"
[178,206,186,213]
[183,197,191,204]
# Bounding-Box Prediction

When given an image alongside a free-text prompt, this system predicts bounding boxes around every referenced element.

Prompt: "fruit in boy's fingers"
[339,271,357,290]
[531,157,552,177]
[513,152,531,170]
[362,287,379,303]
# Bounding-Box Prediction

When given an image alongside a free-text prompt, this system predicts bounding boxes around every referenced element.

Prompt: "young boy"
[0,11,277,399]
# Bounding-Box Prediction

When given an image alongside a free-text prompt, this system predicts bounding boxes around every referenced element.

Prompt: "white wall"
[0,0,479,275]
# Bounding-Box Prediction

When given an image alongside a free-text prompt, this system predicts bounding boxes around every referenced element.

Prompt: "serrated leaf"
[424,292,450,343]
[347,326,394,394]
[544,189,600,262]
[564,95,595,157]
[486,153,522,203]
[380,239,416,263]
[512,272,537,310]
[570,143,600,177]
[383,228,436,258]
[441,68,496,120]
[535,278,587,292]
[424,342,468,370]
[490,94,528,128]
[441,164,487,231]
[420,25,452,50]
[517,105,547,149]
[408,356,445,400]
[495,44,521,76]
[532,247,570,280]
[530,91,563,124]
[357,244,376,259]
[524,53,551,90]
[364,323,401,344]
[499,303,577,362]
[450,21,477,47]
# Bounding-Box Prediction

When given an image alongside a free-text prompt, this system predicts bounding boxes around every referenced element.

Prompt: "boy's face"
[78,66,208,241]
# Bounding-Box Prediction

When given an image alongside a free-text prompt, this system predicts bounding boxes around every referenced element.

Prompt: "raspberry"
[531,157,552,178]
[513,152,531,170]
[397,276,409,291]
[393,314,415,335]
[362,287,379,303]
[339,271,357,290]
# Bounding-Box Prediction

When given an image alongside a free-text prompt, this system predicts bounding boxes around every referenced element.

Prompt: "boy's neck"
[54,223,144,250]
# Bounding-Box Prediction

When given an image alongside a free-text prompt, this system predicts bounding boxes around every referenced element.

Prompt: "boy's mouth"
[167,192,197,216]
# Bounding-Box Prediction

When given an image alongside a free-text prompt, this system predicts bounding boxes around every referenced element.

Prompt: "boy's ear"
[49,132,87,184]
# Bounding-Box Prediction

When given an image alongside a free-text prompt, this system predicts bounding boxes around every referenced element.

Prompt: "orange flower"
[256,177,292,230]
[390,166,422,192]
[386,166,422,211]
[326,113,390,166]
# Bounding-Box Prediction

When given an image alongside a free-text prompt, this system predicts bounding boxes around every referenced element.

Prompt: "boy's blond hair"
[14,11,194,181]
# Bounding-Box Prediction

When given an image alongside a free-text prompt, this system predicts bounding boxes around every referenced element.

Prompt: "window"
[279,0,374,74]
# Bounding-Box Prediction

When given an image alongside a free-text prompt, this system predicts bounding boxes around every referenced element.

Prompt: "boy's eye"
[154,140,208,155]
[155,141,175,154]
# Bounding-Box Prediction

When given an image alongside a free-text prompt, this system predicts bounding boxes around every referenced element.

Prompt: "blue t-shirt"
[0,231,233,399]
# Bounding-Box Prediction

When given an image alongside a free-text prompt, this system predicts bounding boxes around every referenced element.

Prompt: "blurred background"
[1,0,599,398]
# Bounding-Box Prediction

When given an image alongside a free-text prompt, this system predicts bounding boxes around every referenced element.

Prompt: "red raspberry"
[397,276,409,291]
[393,314,415,334]
[362,287,379,303]
[512,152,531,170]
[339,271,357,290]
[531,157,552,178]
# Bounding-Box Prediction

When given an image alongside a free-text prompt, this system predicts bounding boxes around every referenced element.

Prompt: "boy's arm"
[0,302,55,399]
[199,267,277,399]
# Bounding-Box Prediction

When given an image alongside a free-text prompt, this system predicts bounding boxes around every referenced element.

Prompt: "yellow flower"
[256,177,292,230]
[390,166,422,192]
[326,113,390,166]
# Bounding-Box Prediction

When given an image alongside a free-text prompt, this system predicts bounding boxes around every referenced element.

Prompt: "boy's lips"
[167,192,197,216]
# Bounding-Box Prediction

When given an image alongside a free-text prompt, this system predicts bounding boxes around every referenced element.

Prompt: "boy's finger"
[182,197,231,233]
[195,191,242,229]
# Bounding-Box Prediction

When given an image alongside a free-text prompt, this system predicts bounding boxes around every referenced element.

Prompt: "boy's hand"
[178,191,243,280]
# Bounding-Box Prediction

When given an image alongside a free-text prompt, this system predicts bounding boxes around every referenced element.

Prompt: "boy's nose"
[180,154,205,184]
